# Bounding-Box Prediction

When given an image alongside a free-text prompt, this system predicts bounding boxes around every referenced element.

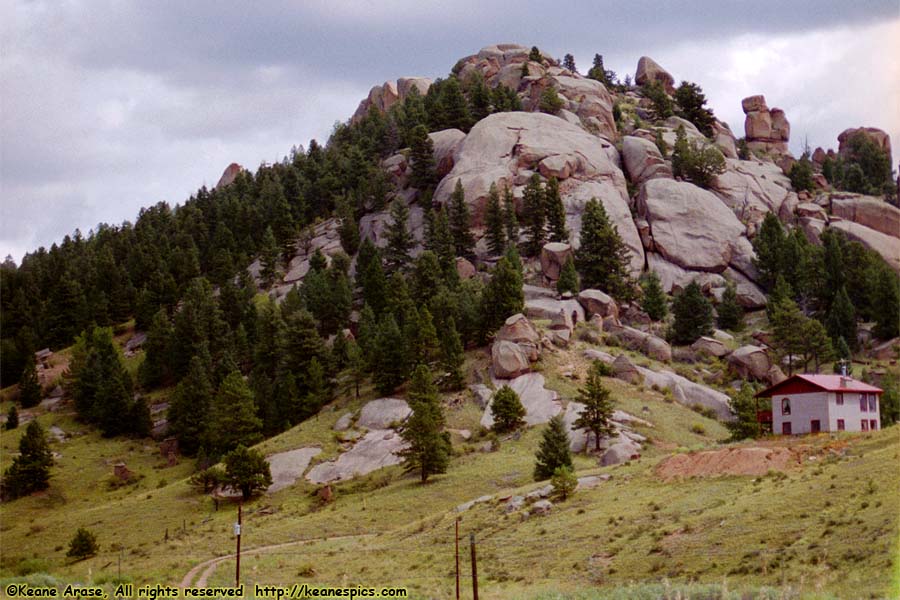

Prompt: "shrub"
[491,385,526,433]
[189,466,225,493]
[642,81,673,119]
[788,153,816,192]
[672,126,726,188]
[67,528,99,560]
[551,466,578,500]
[539,86,564,115]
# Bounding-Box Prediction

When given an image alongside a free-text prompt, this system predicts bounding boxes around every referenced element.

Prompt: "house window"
[782,422,792,435]
[810,420,821,433]
[836,393,844,405]
[861,420,869,431]
[859,395,868,412]
[781,398,791,416]
[870,419,878,431]
[868,396,877,412]
[837,419,845,431]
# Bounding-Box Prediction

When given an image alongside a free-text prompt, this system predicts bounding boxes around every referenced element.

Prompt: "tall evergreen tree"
[167,354,213,456]
[562,53,577,73]
[671,281,713,344]
[503,186,519,248]
[484,183,507,256]
[18,354,42,409]
[752,214,785,292]
[826,286,857,351]
[398,365,451,483]
[222,445,272,500]
[573,361,616,452]
[641,271,668,321]
[479,256,525,339]
[544,177,569,243]
[674,81,715,137]
[872,266,900,340]
[556,255,580,295]
[138,308,174,389]
[1,421,53,500]
[490,385,526,433]
[385,199,414,273]
[447,180,475,259]
[409,125,438,192]
[5,405,19,430]
[522,174,546,256]
[726,383,759,440]
[372,314,409,395]
[534,414,573,481]
[440,77,472,132]
[716,282,744,331]
[205,371,262,458]
[574,198,634,301]
[438,317,465,391]
[424,208,456,275]
[466,72,492,122]
[336,196,360,255]
[259,226,280,286]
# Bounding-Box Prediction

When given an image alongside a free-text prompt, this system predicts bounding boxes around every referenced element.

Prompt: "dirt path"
[178,533,375,588]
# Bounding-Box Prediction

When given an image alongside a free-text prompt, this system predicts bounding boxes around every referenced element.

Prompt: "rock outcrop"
[432,112,644,275]
[622,136,672,185]
[635,56,675,95]
[540,242,573,282]
[741,95,789,156]
[728,345,772,381]
[351,77,432,123]
[712,159,793,231]
[306,430,407,484]
[830,195,900,239]
[357,398,413,430]
[828,221,900,273]
[838,127,892,163]
[492,340,531,378]
[481,373,561,428]
[637,179,747,272]
[215,163,244,190]
[576,289,619,320]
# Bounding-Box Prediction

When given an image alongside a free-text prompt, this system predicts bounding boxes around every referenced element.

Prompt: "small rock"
[530,499,553,515]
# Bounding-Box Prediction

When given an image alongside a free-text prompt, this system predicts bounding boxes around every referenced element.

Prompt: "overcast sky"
[2,1,898,263]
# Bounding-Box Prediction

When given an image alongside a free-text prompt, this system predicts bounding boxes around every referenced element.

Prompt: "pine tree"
[18,354,42,409]
[409,125,438,192]
[448,180,475,259]
[716,282,744,331]
[337,196,360,255]
[138,308,173,389]
[522,174,546,256]
[726,383,759,440]
[466,72,492,122]
[66,528,99,560]
[438,317,465,391]
[503,186,519,248]
[556,255,580,295]
[752,213,786,291]
[260,226,280,286]
[440,77,472,132]
[398,365,451,483]
[770,298,806,375]
[827,285,857,351]
[1,421,53,500]
[801,318,834,373]
[529,46,542,62]
[425,208,456,275]
[5,405,19,430]
[385,199,414,273]
[167,355,213,455]
[534,414,573,481]
[573,361,616,451]
[372,315,409,395]
[490,385,526,433]
[879,372,899,427]
[411,250,444,306]
[674,81,715,137]
[539,86,564,115]
[574,198,634,301]
[479,256,525,339]
[345,339,366,399]
[205,371,262,458]
[641,271,668,321]
[484,183,506,256]
[562,53,577,73]
[222,445,272,500]
[872,266,900,339]
[356,239,388,316]
[410,307,440,367]
[544,177,568,243]
[672,281,713,344]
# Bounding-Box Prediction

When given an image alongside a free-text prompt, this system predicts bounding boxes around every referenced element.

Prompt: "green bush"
[551,466,578,501]
[66,528,99,560]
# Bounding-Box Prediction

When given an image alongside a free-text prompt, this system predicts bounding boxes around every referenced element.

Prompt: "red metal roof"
[755,374,882,398]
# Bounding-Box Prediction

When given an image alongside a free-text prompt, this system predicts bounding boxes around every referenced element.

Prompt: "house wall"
[772,392,828,434]
[772,391,882,434]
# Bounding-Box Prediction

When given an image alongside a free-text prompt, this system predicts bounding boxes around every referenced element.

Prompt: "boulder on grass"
[577,289,619,320]
[728,345,772,381]
[492,340,530,378]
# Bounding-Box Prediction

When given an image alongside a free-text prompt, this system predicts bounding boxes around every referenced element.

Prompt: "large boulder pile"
[432,112,644,275]
[742,95,790,156]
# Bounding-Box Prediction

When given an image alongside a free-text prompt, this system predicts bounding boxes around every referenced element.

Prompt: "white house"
[755,374,882,435]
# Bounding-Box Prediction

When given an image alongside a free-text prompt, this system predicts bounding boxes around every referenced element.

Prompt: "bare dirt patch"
[656,446,803,480]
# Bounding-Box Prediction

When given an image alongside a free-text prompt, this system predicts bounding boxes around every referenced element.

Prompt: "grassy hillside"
[1,335,898,599]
